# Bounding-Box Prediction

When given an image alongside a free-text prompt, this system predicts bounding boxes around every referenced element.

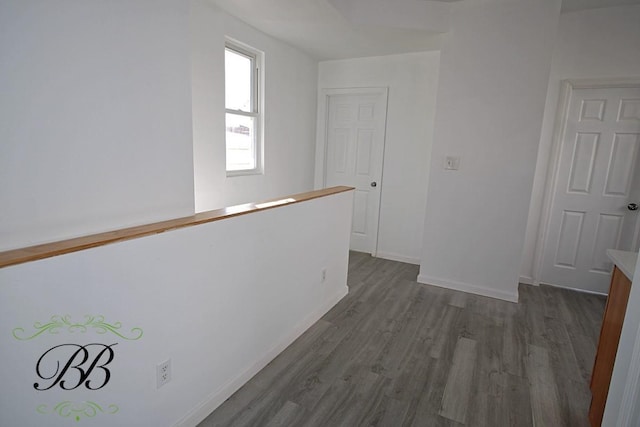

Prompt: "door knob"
[629,203,639,211]
[370,181,377,187]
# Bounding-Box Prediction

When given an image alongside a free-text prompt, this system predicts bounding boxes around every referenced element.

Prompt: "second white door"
[324,89,388,254]
[540,85,640,293]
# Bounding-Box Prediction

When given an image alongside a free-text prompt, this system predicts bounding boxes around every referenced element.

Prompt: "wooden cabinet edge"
[589,266,632,426]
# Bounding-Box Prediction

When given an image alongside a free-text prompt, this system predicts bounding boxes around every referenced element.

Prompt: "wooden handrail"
[0,186,354,269]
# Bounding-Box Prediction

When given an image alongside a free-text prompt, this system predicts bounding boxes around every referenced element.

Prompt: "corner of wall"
[417,274,519,303]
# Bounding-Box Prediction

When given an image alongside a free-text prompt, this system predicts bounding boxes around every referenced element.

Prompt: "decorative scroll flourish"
[36,401,119,422]
[12,315,143,341]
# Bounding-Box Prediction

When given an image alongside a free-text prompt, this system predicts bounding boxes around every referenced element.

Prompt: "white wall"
[418,0,561,302]
[0,0,320,251]
[521,5,640,285]
[0,191,352,427]
[191,0,319,212]
[316,52,440,264]
[0,0,195,251]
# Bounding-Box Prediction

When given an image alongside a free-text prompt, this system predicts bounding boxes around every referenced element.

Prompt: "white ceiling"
[210,0,446,60]
[209,0,640,60]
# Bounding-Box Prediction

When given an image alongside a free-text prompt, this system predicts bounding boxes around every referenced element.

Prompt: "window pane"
[226,113,256,171]
[225,48,253,112]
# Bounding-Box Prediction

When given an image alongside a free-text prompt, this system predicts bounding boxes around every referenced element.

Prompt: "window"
[225,41,262,175]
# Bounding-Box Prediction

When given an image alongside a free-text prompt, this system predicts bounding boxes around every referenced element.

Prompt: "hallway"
[200,252,605,426]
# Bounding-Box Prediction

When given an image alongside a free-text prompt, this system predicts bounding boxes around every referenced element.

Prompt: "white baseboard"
[417,274,519,303]
[175,285,349,427]
[375,251,420,265]
[519,275,535,285]
[539,281,608,296]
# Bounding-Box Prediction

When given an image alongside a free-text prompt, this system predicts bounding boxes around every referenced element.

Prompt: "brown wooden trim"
[0,186,354,269]
[589,266,633,426]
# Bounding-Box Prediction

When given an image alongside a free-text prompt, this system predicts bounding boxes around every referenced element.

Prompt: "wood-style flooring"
[198,252,606,427]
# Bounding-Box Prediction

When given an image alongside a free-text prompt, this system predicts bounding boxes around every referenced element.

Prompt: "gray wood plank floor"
[198,252,606,427]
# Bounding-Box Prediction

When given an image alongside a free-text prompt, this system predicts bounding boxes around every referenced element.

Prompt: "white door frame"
[532,78,640,288]
[314,87,389,257]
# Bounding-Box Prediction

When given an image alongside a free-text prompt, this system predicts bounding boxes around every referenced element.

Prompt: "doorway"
[538,80,640,293]
[316,88,388,255]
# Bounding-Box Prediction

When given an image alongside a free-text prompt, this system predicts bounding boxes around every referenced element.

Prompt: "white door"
[541,86,640,293]
[324,89,388,254]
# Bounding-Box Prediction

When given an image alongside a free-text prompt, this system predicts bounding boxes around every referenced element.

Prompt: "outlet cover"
[157,359,171,388]
[444,156,460,170]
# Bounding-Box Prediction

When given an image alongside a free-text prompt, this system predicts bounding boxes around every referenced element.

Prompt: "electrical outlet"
[157,359,171,388]
[444,156,460,170]
[321,268,327,283]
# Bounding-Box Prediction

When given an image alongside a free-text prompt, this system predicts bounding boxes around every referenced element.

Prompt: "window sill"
[226,168,264,178]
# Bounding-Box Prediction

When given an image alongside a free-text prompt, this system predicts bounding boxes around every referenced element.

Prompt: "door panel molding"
[315,87,389,188]
[533,78,640,288]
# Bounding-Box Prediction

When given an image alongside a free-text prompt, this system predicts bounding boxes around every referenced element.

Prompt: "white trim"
[175,285,349,427]
[617,321,640,427]
[633,214,640,253]
[568,77,640,89]
[224,38,265,176]
[315,87,389,257]
[376,251,420,265]
[416,274,519,303]
[532,80,572,288]
[537,280,608,296]
[519,275,535,285]
[533,77,640,286]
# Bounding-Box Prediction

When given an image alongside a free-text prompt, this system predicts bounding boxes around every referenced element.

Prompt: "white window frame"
[225,39,264,176]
